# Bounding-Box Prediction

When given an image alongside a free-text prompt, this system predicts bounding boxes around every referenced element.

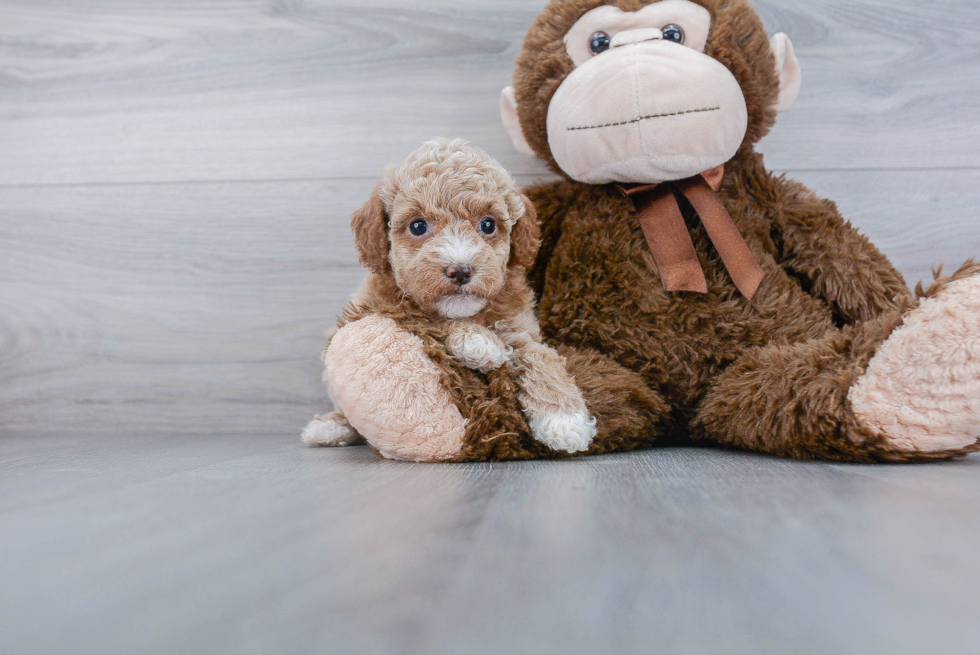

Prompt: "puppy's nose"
[445,264,473,285]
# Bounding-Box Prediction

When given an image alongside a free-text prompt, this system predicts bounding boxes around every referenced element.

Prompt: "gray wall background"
[2,0,979,437]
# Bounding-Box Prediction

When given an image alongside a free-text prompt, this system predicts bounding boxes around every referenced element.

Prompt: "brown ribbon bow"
[617,165,764,300]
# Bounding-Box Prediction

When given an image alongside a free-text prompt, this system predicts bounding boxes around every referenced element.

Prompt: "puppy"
[303,139,597,454]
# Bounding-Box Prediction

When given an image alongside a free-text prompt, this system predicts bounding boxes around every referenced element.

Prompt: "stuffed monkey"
[501,0,980,462]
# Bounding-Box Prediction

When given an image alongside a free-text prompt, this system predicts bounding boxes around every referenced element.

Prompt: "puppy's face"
[387,187,513,319]
[351,140,541,320]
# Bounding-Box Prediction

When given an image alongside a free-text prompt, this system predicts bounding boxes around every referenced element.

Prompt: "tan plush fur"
[507,0,980,462]
[323,315,468,462]
[304,139,666,459]
[849,262,980,454]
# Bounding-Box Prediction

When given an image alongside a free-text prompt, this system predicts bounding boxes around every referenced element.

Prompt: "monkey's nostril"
[445,264,473,285]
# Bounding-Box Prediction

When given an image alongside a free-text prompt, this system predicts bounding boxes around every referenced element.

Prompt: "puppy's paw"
[301,414,364,448]
[529,410,597,454]
[446,329,513,373]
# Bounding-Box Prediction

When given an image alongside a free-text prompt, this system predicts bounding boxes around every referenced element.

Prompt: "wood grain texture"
[2,435,979,655]
[1,0,979,186]
[0,178,366,435]
[2,170,978,435]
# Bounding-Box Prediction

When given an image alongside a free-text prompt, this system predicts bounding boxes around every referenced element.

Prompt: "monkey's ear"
[351,187,390,274]
[501,86,536,156]
[770,33,802,112]
[509,194,541,269]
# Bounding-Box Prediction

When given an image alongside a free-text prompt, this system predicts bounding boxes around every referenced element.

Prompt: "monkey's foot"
[850,273,980,455]
[325,315,467,462]
[301,412,364,447]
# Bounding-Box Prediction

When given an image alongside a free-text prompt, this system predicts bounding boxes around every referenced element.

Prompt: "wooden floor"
[2,1,980,653]
[3,435,980,655]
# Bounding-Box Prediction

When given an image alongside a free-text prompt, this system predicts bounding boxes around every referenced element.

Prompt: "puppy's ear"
[509,194,541,269]
[351,186,390,274]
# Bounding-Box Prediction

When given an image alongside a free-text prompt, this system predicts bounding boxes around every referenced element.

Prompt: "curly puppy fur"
[509,0,980,462]
[305,139,662,459]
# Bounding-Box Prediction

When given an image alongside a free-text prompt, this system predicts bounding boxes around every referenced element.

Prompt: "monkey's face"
[503,0,801,185]
[549,0,746,184]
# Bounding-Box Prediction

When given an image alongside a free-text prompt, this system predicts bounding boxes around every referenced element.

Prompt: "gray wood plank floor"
[3,435,980,655]
[2,0,980,653]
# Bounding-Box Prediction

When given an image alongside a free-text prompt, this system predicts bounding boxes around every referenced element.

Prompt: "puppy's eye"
[589,31,611,56]
[408,219,428,237]
[479,218,497,236]
[661,24,684,44]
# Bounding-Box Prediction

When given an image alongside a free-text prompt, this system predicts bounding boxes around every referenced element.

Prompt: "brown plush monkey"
[313,0,980,462]
[501,0,980,462]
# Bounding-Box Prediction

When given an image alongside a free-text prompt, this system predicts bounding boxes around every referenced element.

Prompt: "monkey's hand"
[444,323,514,374]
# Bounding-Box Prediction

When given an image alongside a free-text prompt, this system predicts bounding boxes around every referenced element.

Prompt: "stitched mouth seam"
[613,36,661,48]
[567,106,720,132]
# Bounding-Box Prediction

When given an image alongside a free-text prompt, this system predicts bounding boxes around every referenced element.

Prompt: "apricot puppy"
[303,139,597,454]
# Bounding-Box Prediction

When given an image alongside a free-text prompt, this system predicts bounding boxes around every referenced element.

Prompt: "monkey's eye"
[478,217,497,236]
[661,24,685,44]
[409,219,428,236]
[589,31,611,56]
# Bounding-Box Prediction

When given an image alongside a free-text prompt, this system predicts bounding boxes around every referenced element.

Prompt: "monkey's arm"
[769,175,913,324]
[523,180,574,299]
